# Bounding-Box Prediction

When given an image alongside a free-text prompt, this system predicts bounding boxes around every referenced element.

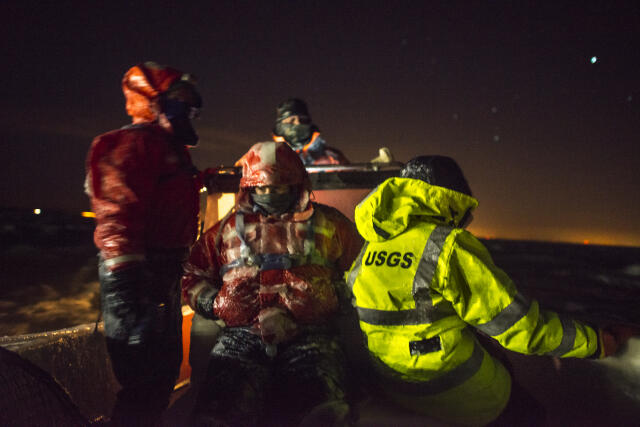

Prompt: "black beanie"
[400,155,473,197]
[276,98,311,122]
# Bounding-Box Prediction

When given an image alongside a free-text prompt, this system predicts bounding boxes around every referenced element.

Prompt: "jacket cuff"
[102,253,146,271]
[588,328,605,359]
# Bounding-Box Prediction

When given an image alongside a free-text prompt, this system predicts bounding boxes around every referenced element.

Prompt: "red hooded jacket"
[85,63,201,269]
[182,141,362,344]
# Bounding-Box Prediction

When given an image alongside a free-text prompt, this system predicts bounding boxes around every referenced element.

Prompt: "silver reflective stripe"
[475,292,531,337]
[220,258,247,275]
[220,212,329,275]
[103,253,145,268]
[346,242,368,290]
[220,213,251,276]
[221,253,333,275]
[388,340,485,395]
[357,306,450,326]
[547,316,577,357]
[223,211,255,274]
[412,226,452,319]
[235,212,249,254]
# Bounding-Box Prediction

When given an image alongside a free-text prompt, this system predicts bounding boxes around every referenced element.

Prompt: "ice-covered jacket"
[182,141,362,344]
[85,63,200,270]
[345,177,599,423]
[86,124,200,268]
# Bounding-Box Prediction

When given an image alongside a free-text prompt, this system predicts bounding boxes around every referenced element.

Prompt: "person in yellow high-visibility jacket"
[345,155,618,426]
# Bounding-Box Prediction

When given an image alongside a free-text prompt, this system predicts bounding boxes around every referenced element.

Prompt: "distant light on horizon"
[469,225,637,247]
[33,208,41,215]
[81,211,96,218]
[590,56,597,64]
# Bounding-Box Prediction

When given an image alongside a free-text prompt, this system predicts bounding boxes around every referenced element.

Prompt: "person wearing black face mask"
[250,184,297,215]
[183,141,363,426]
[159,80,202,146]
[85,62,203,426]
[272,98,350,165]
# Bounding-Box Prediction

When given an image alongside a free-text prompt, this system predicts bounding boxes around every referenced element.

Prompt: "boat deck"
[162,337,640,426]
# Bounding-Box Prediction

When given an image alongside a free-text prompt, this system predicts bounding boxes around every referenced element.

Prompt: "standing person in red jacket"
[85,62,203,426]
[272,98,350,165]
[182,141,362,426]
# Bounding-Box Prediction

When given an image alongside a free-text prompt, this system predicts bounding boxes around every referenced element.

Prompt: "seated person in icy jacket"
[181,141,363,426]
[344,155,629,426]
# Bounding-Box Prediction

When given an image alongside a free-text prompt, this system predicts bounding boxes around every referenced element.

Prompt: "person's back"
[85,61,203,426]
[88,123,199,254]
[346,156,609,426]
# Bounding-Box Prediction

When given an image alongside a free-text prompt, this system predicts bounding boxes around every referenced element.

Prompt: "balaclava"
[273,98,316,148]
[160,81,202,146]
[237,141,311,216]
[251,189,297,216]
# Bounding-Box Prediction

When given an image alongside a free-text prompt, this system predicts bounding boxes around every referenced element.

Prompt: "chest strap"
[220,252,332,275]
[220,211,329,275]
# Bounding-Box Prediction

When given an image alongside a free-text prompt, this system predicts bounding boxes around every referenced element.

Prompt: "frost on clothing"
[346,176,600,425]
[347,178,597,425]
[350,177,599,370]
[85,62,202,425]
[85,62,201,267]
[183,205,359,340]
[86,124,200,264]
[182,141,362,345]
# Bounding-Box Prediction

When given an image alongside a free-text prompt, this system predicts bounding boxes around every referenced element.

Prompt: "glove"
[333,280,356,315]
[99,261,153,344]
[195,285,219,320]
[127,298,168,346]
[598,324,639,358]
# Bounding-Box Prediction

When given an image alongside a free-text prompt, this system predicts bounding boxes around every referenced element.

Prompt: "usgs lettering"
[364,251,414,268]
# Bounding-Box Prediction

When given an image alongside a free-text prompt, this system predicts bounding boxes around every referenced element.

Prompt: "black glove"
[99,261,155,345]
[195,286,219,320]
[599,324,639,358]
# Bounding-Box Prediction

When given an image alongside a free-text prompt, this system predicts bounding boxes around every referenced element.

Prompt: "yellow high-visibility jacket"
[346,177,599,426]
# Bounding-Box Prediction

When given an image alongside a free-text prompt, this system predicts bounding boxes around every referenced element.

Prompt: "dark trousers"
[192,328,350,427]
[99,252,185,426]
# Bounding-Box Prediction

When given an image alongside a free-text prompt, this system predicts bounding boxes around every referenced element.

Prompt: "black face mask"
[251,192,296,215]
[168,116,199,146]
[274,122,312,147]
[163,98,200,146]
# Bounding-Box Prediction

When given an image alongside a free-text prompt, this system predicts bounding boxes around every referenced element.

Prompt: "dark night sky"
[1,1,638,246]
